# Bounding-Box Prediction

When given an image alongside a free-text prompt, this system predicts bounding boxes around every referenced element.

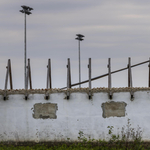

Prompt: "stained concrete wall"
[0,89,150,142]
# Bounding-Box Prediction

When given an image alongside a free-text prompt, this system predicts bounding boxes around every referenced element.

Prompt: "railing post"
[108,58,112,99]
[4,59,13,100]
[128,57,132,88]
[26,59,32,90]
[25,59,32,100]
[128,57,134,99]
[45,59,52,100]
[28,59,32,90]
[4,61,9,91]
[148,58,150,87]
[67,58,71,99]
[46,59,52,89]
[88,58,92,99]
[8,59,13,90]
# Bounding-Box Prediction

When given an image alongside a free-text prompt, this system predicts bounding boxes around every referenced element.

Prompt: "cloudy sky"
[1,0,150,89]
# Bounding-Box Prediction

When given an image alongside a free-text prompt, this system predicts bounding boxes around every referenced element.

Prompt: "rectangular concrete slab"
[33,103,58,119]
[102,101,127,118]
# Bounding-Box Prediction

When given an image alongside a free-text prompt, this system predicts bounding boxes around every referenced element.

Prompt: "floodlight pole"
[20,5,33,89]
[78,40,81,88]
[24,12,27,90]
[75,34,84,88]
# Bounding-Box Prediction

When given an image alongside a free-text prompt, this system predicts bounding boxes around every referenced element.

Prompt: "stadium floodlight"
[75,34,85,88]
[20,5,33,89]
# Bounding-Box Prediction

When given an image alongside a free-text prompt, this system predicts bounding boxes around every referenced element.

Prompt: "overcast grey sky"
[1,0,150,89]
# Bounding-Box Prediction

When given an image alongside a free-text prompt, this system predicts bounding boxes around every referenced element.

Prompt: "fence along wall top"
[3,58,150,91]
[61,59,150,89]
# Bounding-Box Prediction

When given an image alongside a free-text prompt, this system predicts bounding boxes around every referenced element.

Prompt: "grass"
[0,143,150,150]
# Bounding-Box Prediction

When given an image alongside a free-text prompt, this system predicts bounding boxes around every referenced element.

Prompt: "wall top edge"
[0,87,150,95]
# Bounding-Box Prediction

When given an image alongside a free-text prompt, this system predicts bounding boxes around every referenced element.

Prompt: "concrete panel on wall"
[102,101,127,118]
[33,103,58,119]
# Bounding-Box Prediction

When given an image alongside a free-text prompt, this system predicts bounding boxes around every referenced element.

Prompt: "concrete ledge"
[0,87,150,95]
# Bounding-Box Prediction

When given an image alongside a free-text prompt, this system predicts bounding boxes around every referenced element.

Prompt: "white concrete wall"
[0,90,150,142]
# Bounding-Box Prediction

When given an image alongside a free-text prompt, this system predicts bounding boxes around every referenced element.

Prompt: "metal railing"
[3,57,150,100]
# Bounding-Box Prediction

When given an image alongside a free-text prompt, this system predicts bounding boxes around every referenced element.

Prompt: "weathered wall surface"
[0,89,150,142]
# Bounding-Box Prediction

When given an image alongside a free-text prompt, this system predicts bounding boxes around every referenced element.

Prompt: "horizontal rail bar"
[61,60,149,89]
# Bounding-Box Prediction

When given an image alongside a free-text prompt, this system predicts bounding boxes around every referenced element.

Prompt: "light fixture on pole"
[20,5,33,89]
[75,34,84,88]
